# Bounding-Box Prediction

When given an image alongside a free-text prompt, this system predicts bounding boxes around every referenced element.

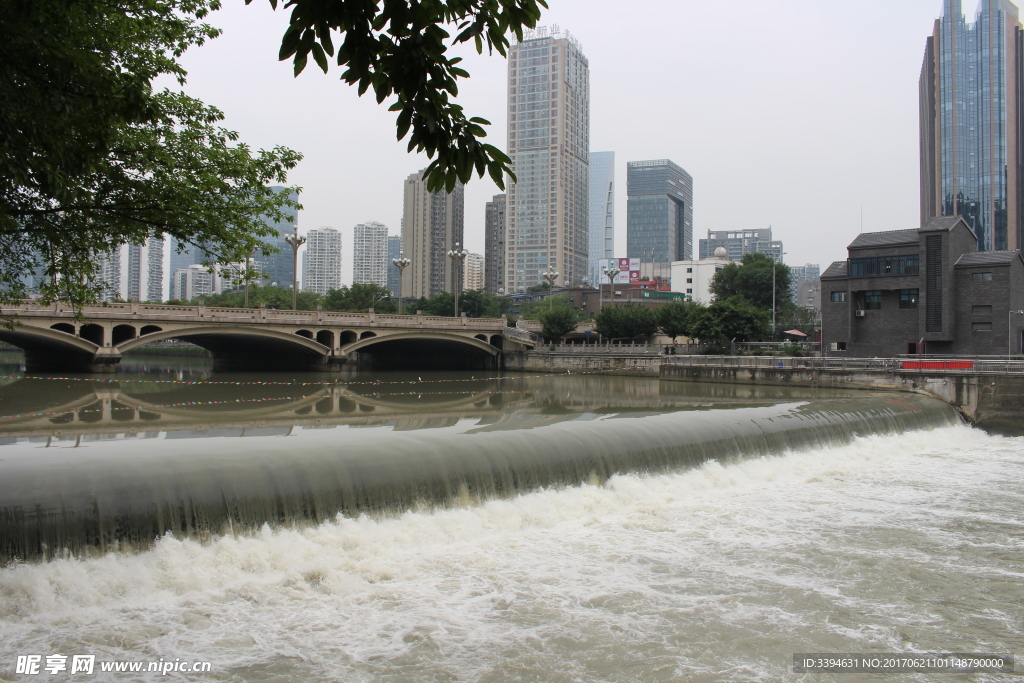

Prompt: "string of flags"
[0,368,621,388]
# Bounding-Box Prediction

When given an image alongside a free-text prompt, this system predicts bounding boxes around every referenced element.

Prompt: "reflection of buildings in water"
[0,374,859,442]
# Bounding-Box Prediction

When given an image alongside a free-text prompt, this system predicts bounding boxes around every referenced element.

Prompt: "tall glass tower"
[588,151,615,286]
[506,26,590,291]
[626,159,693,266]
[920,0,1024,251]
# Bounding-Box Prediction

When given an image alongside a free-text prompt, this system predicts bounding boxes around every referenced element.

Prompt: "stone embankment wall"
[503,351,1024,431]
[502,351,661,377]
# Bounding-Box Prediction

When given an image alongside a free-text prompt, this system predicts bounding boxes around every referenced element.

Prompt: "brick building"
[822,217,1024,356]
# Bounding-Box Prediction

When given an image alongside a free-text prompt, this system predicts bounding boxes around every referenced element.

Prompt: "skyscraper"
[920,0,1024,251]
[484,194,506,294]
[352,221,389,287]
[588,151,615,286]
[386,234,402,297]
[506,26,590,292]
[626,159,693,271]
[302,227,343,295]
[96,238,165,302]
[258,186,299,286]
[402,169,465,299]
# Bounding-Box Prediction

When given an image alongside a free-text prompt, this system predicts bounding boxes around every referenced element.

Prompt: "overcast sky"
[171,0,963,283]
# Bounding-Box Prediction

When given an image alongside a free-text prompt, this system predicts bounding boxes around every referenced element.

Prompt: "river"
[0,353,1020,681]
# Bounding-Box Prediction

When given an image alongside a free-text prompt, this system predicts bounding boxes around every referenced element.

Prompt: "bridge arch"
[342,331,500,370]
[0,324,101,371]
[115,326,332,370]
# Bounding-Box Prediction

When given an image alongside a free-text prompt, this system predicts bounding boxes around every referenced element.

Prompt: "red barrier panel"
[900,360,975,370]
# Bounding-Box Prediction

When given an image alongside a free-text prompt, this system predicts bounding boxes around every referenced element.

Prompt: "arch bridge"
[0,302,534,372]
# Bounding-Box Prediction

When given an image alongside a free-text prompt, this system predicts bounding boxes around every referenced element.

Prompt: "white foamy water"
[1,425,1021,682]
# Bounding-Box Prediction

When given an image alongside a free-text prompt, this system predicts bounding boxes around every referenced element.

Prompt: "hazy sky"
[171,0,964,283]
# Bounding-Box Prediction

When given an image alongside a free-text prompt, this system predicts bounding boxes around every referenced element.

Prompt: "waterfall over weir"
[0,385,961,563]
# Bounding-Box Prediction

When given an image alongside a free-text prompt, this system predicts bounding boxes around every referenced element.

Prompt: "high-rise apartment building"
[484,194,507,294]
[387,235,402,297]
[96,237,165,301]
[920,0,1024,251]
[302,227,343,295]
[258,186,299,286]
[464,252,485,291]
[588,151,615,285]
[352,221,389,287]
[698,228,783,262]
[172,264,226,301]
[401,169,465,299]
[626,159,693,270]
[506,26,590,293]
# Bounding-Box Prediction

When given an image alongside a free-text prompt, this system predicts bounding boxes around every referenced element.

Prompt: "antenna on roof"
[860,206,863,233]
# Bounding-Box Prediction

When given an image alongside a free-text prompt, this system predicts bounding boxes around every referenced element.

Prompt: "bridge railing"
[661,355,1024,374]
[6,302,508,329]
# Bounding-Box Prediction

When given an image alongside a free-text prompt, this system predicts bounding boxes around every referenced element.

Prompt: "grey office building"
[626,159,693,266]
[588,152,615,286]
[257,186,299,287]
[484,194,506,294]
[920,0,1024,252]
[699,227,783,262]
[387,235,402,298]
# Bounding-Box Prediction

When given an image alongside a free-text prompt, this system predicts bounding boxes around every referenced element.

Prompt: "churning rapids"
[0,357,1021,681]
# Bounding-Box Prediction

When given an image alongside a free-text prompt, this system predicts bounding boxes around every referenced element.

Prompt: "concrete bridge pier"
[20,347,122,374]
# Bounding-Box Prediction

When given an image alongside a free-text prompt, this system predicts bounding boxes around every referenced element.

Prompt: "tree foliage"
[657,301,699,342]
[1,0,301,306]
[254,0,548,193]
[688,296,770,347]
[709,253,792,312]
[410,289,509,317]
[595,306,658,341]
[538,306,578,342]
[322,283,395,312]
[201,285,323,310]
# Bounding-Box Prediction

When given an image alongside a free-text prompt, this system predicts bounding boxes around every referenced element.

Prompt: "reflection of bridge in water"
[0,374,841,440]
[0,302,535,372]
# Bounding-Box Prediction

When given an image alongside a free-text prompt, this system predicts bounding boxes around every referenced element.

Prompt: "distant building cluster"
[76,24,853,315]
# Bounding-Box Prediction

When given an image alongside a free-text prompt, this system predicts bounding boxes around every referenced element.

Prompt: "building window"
[830,291,847,302]
[848,254,920,277]
[863,290,882,310]
[686,268,692,273]
[972,304,993,316]
[972,321,993,331]
[971,272,994,282]
[686,278,692,283]
[830,341,848,351]
[686,288,692,294]
[898,289,919,309]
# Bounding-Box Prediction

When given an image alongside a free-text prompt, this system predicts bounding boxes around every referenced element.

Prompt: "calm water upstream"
[0,352,1020,682]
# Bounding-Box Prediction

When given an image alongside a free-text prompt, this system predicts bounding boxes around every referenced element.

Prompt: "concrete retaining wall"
[503,351,1024,431]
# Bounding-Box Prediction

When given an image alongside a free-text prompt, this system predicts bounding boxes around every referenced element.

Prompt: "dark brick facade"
[822,217,1024,356]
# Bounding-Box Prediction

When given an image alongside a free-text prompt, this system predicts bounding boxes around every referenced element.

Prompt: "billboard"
[598,258,640,284]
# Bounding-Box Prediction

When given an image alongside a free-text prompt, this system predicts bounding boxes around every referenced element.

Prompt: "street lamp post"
[543,266,560,311]
[243,249,255,308]
[772,251,788,336]
[601,266,620,311]
[284,227,306,311]
[392,251,411,315]
[447,242,469,317]
[1010,310,1024,356]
